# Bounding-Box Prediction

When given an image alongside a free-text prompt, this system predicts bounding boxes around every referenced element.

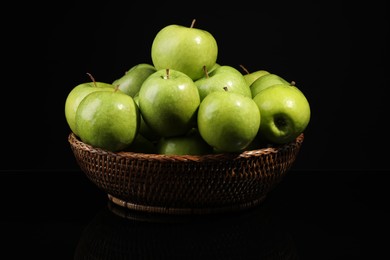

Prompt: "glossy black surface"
[1,170,386,259]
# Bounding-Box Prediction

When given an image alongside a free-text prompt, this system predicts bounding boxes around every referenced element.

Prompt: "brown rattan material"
[68,132,304,215]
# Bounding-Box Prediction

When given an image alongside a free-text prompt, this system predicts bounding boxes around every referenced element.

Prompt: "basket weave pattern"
[69,133,304,214]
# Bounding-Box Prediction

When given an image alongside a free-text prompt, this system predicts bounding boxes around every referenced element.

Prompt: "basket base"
[107,194,267,215]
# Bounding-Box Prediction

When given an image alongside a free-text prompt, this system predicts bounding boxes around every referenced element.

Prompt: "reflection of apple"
[151,19,218,81]
[195,65,252,101]
[197,89,261,152]
[239,64,270,87]
[157,128,212,155]
[250,73,289,98]
[75,89,140,152]
[253,83,310,144]
[112,63,156,97]
[138,69,200,137]
[64,77,115,136]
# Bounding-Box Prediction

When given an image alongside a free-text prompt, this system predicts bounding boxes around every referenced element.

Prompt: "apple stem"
[239,64,250,75]
[290,81,296,86]
[86,72,98,87]
[203,65,209,78]
[166,68,170,79]
[191,19,196,28]
[223,86,228,91]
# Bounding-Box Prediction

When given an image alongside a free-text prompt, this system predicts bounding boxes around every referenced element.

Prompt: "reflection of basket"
[74,201,299,259]
[68,132,304,215]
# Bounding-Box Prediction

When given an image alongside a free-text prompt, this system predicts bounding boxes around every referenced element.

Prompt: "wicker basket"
[68,132,304,215]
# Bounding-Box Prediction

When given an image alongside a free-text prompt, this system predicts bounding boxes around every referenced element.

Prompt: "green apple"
[244,134,270,151]
[157,128,213,155]
[64,80,116,136]
[239,65,270,87]
[132,94,161,142]
[197,90,261,152]
[151,19,218,81]
[112,63,156,97]
[208,62,221,73]
[124,133,157,154]
[244,70,270,87]
[138,68,201,137]
[250,73,289,98]
[253,83,311,144]
[75,89,140,152]
[195,65,252,101]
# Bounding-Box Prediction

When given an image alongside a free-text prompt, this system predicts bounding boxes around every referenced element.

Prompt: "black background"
[2,2,388,172]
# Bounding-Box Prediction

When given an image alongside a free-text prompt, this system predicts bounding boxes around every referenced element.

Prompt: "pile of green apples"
[65,19,311,155]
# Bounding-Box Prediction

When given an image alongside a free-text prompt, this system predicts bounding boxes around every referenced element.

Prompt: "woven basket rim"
[68,132,304,163]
